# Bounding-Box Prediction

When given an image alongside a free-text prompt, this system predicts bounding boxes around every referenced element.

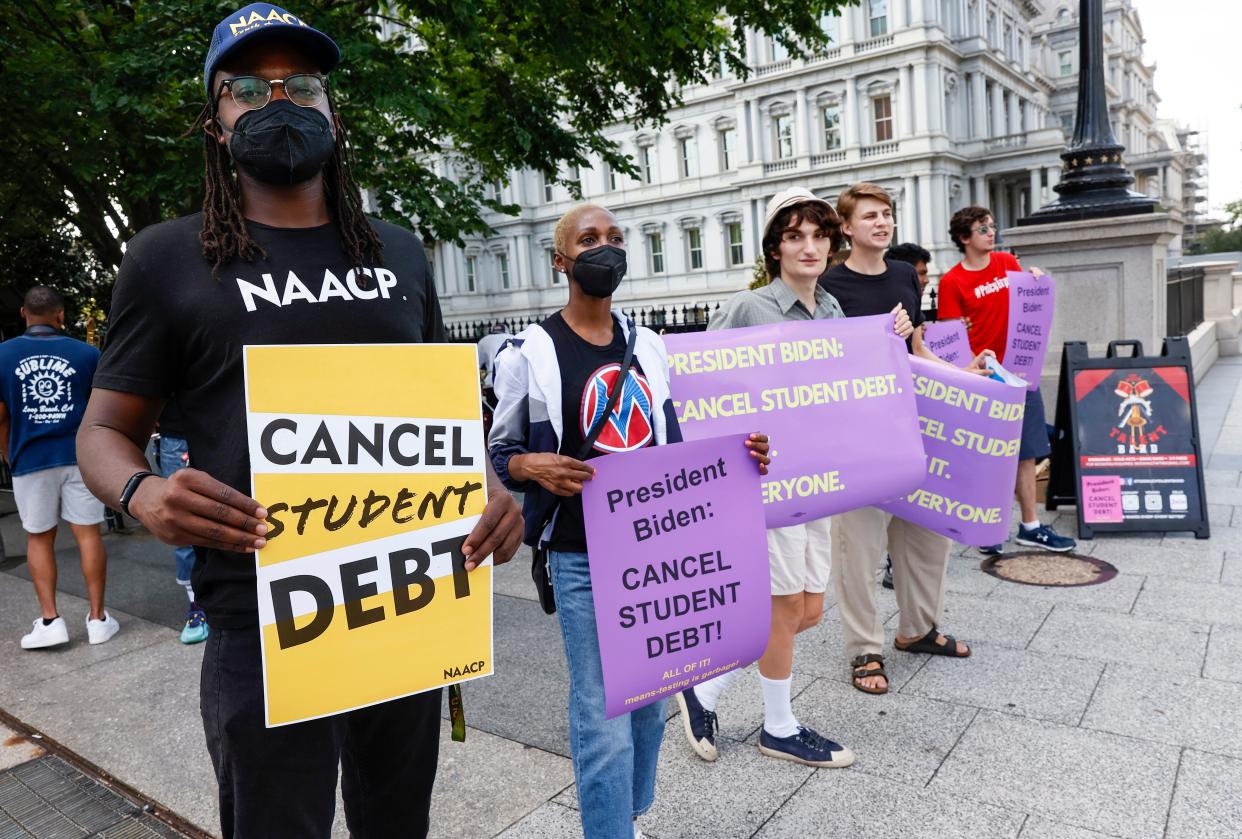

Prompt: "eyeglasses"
[216,74,327,111]
[974,224,996,235]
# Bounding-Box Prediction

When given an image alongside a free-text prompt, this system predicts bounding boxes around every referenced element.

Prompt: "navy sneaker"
[882,555,894,589]
[978,543,1004,556]
[758,726,854,768]
[1015,523,1076,552]
[676,688,718,762]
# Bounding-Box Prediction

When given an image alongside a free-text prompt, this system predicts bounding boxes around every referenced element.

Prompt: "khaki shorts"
[767,516,832,596]
[12,465,106,534]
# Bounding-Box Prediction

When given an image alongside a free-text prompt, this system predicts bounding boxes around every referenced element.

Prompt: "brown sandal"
[850,653,890,695]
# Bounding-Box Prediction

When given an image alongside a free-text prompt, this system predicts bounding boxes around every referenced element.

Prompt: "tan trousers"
[830,507,952,660]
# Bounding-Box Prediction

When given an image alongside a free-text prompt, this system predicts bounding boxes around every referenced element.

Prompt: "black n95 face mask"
[228,99,335,185]
[564,245,627,298]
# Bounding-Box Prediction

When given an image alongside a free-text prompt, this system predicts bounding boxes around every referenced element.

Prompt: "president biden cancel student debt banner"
[244,344,492,727]
[664,316,926,527]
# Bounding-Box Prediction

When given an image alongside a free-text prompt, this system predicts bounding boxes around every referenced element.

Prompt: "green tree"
[1,0,851,314]
[1198,199,1242,254]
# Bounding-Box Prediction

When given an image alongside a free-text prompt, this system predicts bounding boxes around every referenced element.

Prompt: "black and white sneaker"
[1015,523,1076,552]
[758,726,854,768]
[675,688,719,762]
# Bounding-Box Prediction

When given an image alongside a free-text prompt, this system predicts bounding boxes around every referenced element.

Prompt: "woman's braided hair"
[189,86,383,277]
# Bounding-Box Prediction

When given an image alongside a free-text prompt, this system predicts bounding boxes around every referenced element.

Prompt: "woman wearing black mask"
[489,204,769,837]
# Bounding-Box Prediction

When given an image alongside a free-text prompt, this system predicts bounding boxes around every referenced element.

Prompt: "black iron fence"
[446,302,725,342]
[1166,266,1205,338]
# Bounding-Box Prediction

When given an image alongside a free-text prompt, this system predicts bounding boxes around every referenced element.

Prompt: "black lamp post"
[1019,0,1156,225]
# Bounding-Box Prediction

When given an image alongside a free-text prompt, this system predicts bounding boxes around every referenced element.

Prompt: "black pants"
[200,628,442,838]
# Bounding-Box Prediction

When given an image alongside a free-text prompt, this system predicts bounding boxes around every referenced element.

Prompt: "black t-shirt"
[94,213,444,628]
[541,312,654,552]
[819,259,925,348]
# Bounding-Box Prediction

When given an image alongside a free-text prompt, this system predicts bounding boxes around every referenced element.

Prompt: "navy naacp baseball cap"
[204,3,340,97]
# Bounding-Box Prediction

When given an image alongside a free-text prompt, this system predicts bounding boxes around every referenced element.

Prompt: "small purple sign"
[582,436,771,718]
[923,320,972,367]
[1004,271,1056,391]
[879,356,1025,544]
[664,316,926,528]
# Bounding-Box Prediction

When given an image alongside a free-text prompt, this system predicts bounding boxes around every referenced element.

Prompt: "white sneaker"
[21,616,69,649]
[86,612,120,645]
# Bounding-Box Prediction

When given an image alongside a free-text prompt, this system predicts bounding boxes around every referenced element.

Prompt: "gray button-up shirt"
[709,277,845,330]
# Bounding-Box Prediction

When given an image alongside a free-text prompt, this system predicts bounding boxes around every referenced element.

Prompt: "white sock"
[760,675,799,738]
[184,584,195,603]
[1022,520,1040,530]
[693,667,742,712]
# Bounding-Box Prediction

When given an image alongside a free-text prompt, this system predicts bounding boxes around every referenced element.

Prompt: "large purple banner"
[1004,271,1056,391]
[879,356,1025,544]
[923,320,972,367]
[664,317,926,528]
[582,436,771,718]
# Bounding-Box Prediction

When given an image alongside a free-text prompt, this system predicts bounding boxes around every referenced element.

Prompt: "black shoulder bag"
[531,324,638,614]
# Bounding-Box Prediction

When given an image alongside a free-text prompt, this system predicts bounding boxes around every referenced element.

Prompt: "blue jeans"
[155,435,196,586]
[550,550,665,838]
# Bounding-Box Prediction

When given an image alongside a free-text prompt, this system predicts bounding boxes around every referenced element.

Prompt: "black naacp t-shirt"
[819,259,925,349]
[94,212,444,629]
[541,312,655,552]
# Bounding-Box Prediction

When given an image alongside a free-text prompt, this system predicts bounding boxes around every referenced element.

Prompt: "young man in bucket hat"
[76,6,523,836]
[673,188,906,769]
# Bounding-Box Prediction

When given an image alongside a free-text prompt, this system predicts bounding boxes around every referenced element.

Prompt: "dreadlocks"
[189,98,383,277]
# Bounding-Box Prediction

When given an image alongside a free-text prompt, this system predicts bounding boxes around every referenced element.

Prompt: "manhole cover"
[981,552,1118,587]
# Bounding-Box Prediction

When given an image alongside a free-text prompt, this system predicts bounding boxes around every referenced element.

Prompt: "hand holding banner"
[1004,271,1056,390]
[582,436,771,718]
[245,344,492,727]
[664,316,926,527]
[879,356,1025,544]
[923,320,972,367]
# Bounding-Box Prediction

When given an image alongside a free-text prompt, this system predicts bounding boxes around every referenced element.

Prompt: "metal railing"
[1166,266,1205,337]
[447,302,723,342]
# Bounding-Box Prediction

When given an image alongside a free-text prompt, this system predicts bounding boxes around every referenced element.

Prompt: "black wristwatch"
[119,470,158,517]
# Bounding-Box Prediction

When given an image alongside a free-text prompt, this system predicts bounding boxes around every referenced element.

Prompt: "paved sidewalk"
[1,358,1240,838]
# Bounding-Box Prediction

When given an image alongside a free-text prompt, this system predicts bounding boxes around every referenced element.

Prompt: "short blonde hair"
[553,203,611,254]
[836,182,893,222]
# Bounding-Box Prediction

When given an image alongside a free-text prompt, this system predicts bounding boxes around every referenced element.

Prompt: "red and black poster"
[1047,339,1210,539]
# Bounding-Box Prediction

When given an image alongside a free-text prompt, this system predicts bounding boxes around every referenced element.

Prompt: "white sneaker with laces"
[86,612,120,645]
[21,616,69,649]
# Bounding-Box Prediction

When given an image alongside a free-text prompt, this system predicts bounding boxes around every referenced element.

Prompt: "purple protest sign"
[664,316,926,528]
[879,356,1025,544]
[1004,271,1056,390]
[582,436,771,718]
[923,320,972,367]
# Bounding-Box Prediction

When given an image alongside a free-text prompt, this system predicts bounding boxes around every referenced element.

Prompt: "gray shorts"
[11,465,106,533]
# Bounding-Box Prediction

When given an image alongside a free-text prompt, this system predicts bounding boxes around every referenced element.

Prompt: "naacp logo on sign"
[580,363,654,453]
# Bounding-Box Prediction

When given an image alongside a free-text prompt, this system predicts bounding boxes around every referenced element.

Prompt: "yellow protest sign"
[244,344,492,727]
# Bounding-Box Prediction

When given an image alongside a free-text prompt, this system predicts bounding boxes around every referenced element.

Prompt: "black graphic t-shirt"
[542,312,654,552]
[819,259,925,349]
[94,213,444,628]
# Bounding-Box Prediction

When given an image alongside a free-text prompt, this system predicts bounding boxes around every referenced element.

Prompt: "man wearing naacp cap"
[77,5,523,836]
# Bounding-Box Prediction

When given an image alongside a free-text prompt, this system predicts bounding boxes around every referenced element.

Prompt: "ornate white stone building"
[428,0,1198,328]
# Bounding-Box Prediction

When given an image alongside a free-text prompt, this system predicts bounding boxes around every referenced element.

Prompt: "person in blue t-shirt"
[0,286,116,650]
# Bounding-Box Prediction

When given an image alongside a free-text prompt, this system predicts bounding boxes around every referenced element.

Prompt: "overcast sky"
[1134,0,1241,216]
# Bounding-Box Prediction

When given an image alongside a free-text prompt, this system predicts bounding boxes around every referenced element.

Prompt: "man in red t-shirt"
[938,206,1075,554]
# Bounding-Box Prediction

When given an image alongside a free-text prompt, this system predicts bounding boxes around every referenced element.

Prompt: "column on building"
[1028,168,1043,212]
[748,99,761,161]
[972,175,986,207]
[843,88,858,148]
[902,176,919,242]
[990,81,1004,138]
[917,175,935,251]
[971,73,987,140]
[910,0,926,26]
[794,88,809,157]
[929,175,949,248]
[852,80,865,147]
[892,0,907,31]
[1007,93,1021,137]
[900,65,915,138]
[1046,165,1060,194]
[735,99,752,164]
[1007,182,1022,226]
[927,63,944,133]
